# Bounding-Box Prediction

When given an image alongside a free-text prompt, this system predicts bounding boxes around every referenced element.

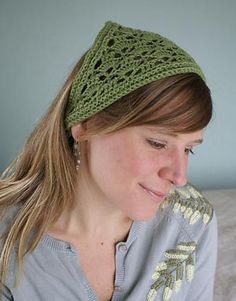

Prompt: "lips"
[139,184,167,203]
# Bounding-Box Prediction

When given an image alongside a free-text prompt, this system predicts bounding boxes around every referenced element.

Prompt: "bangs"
[118,73,212,133]
[84,73,212,136]
[141,75,212,133]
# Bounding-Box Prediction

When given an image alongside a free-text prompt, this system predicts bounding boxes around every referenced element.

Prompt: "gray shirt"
[1,184,217,301]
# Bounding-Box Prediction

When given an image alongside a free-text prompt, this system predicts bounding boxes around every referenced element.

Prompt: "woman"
[0,21,217,301]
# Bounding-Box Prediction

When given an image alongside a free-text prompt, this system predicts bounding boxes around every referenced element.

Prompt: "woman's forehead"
[139,125,204,143]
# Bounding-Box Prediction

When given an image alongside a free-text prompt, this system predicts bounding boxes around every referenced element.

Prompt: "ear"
[71,123,87,141]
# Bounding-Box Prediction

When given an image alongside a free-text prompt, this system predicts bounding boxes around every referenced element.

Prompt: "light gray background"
[0,0,235,189]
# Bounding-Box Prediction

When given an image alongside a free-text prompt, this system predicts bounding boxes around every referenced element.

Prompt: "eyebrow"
[189,138,203,144]
[147,128,204,144]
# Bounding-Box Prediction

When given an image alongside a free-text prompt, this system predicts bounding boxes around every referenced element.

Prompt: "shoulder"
[0,205,21,257]
[0,205,22,288]
[144,184,217,301]
[0,205,20,235]
[137,183,217,254]
[156,182,217,242]
[161,183,214,224]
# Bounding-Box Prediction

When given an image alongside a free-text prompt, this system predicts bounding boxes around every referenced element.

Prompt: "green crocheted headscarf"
[65,21,205,129]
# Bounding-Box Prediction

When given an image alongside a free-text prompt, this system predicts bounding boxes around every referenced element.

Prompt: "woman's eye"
[185,148,195,155]
[147,139,195,155]
[147,139,167,150]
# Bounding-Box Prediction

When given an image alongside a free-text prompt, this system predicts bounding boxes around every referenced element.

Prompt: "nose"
[158,151,188,187]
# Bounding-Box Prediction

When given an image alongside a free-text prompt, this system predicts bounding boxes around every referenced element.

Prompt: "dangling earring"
[73,140,81,170]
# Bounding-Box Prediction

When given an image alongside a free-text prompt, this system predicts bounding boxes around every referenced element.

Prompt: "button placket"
[114,285,124,293]
[112,221,141,300]
[112,242,128,300]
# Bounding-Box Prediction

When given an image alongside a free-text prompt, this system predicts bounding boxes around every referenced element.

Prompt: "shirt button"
[118,244,128,253]
[114,286,124,292]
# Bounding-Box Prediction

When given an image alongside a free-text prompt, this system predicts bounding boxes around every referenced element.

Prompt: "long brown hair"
[0,50,212,287]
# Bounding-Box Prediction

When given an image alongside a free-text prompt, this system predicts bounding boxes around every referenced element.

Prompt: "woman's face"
[79,125,204,221]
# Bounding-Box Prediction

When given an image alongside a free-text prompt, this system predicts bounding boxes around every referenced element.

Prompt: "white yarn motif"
[160,183,213,225]
[147,242,197,301]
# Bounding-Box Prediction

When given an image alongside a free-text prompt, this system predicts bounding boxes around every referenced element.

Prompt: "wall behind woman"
[0,0,235,190]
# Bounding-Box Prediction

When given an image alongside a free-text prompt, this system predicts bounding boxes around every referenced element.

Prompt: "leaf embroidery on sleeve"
[160,183,213,225]
[147,241,197,301]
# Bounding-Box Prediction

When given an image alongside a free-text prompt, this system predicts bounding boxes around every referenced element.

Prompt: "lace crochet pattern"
[160,183,213,225]
[65,21,205,128]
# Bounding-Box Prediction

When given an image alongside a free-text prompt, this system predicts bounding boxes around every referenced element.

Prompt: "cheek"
[107,144,165,181]
[87,139,128,185]
[88,138,154,187]
[111,143,158,180]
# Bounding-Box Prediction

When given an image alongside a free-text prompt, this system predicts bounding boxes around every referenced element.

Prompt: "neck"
[48,173,132,245]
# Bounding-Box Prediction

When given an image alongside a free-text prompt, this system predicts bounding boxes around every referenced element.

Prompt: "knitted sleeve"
[184,210,218,301]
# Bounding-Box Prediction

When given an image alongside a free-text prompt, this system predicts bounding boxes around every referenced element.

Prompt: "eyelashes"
[146,139,195,155]
[147,139,167,150]
[185,148,195,155]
